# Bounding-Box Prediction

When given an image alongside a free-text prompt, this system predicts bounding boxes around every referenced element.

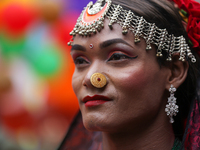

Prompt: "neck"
[102,115,175,150]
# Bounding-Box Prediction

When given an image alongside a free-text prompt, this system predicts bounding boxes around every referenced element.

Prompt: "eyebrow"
[71,38,133,51]
[71,44,86,52]
[100,38,133,49]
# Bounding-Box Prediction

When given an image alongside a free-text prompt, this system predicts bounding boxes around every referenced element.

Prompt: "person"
[58,0,200,149]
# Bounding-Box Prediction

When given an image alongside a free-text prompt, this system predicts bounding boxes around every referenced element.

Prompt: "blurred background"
[0,0,94,149]
[3,0,200,150]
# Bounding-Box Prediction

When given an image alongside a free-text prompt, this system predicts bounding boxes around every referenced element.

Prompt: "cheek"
[113,65,163,108]
[116,67,148,91]
[110,66,166,125]
[72,72,82,97]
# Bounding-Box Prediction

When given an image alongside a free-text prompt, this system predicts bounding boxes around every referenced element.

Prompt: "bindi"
[89,44,94,49]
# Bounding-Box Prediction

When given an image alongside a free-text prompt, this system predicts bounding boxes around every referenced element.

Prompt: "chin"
[83,119,104,132]
[82,113,113,132]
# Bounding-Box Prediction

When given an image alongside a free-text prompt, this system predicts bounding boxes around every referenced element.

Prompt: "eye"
[74,57,89,65]
[108,53,135,61]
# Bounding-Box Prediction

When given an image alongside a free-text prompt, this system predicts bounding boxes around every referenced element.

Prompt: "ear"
[166,55,189,90]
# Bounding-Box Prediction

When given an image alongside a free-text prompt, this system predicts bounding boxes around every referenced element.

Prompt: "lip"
[82,95,111,107]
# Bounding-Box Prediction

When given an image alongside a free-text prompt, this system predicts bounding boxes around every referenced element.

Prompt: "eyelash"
[73,53,137,65]
[74,57,89,65]
[108,53,137,61]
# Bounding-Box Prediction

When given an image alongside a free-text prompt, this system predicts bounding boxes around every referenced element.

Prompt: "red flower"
[187,16,200,51]
[172,0,200,52]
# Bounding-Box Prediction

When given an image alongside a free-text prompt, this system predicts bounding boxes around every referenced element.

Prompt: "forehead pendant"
[70,0,111,37]
[90,73,107,88]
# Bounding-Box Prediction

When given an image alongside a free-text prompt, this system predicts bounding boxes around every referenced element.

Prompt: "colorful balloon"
[29,47,63,77]
[0,33,25,57]
[0,3,36,34]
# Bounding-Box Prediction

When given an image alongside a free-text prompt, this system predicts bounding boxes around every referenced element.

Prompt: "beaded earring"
[165,85,179,123]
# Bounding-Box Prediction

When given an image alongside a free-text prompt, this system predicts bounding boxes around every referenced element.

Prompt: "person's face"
[71,19,170,133]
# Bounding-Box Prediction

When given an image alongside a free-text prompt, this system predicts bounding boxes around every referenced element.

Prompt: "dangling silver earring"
[165,85,179,123]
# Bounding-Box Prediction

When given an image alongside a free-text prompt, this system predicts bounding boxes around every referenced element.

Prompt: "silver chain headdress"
[68,0,196,63]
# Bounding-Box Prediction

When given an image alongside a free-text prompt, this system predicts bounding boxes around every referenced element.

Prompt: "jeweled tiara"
[68,0,196,63]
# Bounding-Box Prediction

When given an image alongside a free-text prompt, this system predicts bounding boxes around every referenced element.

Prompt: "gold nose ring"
[90,73,107,88]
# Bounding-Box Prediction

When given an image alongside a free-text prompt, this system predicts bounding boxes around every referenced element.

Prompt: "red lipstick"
[82,95,111,107]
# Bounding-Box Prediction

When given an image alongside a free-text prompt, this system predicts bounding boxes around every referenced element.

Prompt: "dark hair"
[113,0,200,143]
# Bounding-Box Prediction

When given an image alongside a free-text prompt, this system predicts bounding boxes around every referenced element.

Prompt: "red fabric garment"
[184,99,200,149]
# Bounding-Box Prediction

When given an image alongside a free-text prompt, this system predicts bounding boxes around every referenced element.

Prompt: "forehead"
[73,19,136,46]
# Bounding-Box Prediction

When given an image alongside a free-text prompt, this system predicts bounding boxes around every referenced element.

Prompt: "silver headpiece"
[69,0,196,63]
